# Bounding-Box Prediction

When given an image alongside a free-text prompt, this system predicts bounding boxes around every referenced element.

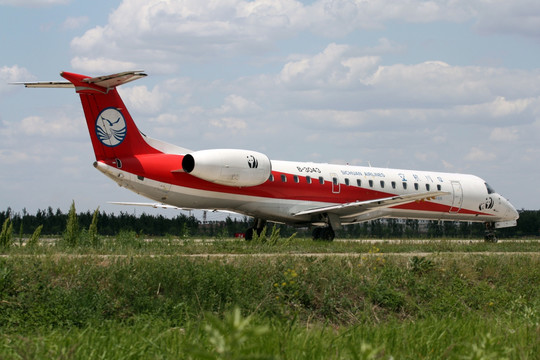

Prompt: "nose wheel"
[484,222,498,243]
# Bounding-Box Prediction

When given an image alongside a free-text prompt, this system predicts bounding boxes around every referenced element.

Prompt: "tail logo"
[95,108,127,147]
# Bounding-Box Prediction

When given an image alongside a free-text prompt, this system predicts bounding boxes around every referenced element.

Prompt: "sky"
[1,0,539,219]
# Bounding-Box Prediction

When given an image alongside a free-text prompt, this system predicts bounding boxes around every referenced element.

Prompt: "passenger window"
[306,176,312,184]
[319,177,324,185]
[357,179,362,187]
[437,184,441,191]
[294,175,299,183]
[380,180,385,188]
[391,181,396,189]
[369,180,373,188]
[402,182,407,190]
[333,177,338,185]
[414,183,419,190]
[269,174,274,182]
[426,184,430,191]
[345,178,350,186]
[281,174,287,183]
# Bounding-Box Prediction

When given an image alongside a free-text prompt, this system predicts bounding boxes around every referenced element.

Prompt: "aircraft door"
[330,173,341,194]
[449,181,463,213]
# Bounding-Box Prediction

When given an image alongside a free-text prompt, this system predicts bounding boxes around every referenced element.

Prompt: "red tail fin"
[61,71,159,161]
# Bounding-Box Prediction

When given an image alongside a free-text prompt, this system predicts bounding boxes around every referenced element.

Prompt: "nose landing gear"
[484,222,498,243]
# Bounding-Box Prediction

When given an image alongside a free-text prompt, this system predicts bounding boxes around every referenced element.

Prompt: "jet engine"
[181,149,271,187]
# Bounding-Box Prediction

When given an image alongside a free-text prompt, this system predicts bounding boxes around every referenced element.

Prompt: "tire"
[245,227,254,241]
[312,227,322,240]
[321,227,335,241]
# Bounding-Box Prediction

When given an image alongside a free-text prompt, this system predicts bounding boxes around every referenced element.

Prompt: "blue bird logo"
[95,108,127,147]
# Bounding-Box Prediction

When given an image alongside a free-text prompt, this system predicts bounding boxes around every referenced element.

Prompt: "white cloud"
[0,111,83,142]
[0,65,34,94]
[62,16,89,30]
[487,96,532,117]
[490,127,519,142]
[474,1,540,38]
[118,85,170,114]
[149,113,181,125]
[280,43,380,88]
[67,0,501,72]
[209,117,247,130]
[465,147,496,162]
[18,115,81,137]
[0,149,34,164]
[69,0,306,70]
[71,56,137,74]
[218,95,261,114]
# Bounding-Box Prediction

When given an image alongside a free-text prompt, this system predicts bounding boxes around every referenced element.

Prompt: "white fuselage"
[95,158,518,228]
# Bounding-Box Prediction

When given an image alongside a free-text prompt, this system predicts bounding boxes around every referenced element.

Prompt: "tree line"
[1,205,539,239]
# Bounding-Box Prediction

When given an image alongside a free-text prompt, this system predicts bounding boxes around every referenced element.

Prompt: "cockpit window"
[485,182,496,194]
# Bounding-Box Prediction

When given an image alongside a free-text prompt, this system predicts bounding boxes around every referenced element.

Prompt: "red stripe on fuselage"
[107,154,491,217]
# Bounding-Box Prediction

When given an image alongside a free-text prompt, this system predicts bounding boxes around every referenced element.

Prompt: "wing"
[292,191,450,219]
[108,202,243,215]
[109,202,187,210]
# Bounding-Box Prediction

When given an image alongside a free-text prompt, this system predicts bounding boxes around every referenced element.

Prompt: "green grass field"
[1,236,539,359]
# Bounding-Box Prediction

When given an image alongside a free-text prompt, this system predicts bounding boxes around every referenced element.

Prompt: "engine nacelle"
[182,149,272,187]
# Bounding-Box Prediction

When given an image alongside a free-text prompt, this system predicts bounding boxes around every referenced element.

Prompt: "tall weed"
[188,307,270,359]
[62,201,79,247]
[88,207,100,248]
[0,217,13,248]
[26,224,43,248]
[251,225,296,247]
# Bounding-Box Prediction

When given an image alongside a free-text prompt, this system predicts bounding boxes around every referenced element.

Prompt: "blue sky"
[1,0,539,218]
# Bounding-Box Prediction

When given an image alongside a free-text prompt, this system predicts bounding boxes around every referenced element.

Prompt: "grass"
[3,235,540,256]
[0,238,539,358]
[1,315,537,359]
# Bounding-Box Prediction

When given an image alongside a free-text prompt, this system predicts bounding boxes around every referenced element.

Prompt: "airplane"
[19,70,519,242]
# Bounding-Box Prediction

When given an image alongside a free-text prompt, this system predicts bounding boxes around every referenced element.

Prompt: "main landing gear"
[312,213,340,241]
[245,218,267,241]
[484,222,498,243]
[312,226,335,241]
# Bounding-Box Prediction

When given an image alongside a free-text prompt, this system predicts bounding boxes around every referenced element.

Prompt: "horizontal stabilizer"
[80,70,146,89]
[13,70,146,90]
[16,81,74,88]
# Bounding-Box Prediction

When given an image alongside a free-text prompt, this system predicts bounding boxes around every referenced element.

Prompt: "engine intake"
[182,149,272,187]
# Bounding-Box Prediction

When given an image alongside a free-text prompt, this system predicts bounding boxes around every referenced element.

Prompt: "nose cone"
[508,201,519,221]
[503,196,519,221]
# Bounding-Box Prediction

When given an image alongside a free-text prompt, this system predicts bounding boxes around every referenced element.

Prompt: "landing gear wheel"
[245,218,267,241]
[321,227,335,241]
[312,227,322,240]
[312,226,335,241]
[484,222,498,243]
